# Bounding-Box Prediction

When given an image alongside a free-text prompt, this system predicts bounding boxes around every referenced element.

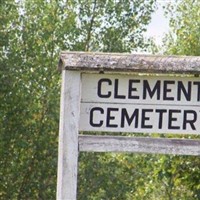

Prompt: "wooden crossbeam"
[79,135,200,156]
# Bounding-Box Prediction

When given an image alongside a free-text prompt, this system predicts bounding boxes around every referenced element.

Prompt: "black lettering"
[106,108,118,127]
[163,80,175,101]
[90,107,104,127]
[143,80,161,100]
[97,78,112,98]
[155,109,167,129]
[141,109,153,129]
[194,81,200,101]
[168,109,181,129]
[183,110,197,130]
[128,79,140,99]
[121,108,139,128]
[114,79,126,99]
[177,81,191,101]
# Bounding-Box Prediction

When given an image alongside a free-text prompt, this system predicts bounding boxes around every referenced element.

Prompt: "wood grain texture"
[57,70,81,200]
[79,135,200,155]
[58,51,200,74]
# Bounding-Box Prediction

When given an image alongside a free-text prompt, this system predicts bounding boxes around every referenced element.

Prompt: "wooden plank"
[80,103,200,134]
[79,135,200,156]
[58,51,200,74]
[57,70,81,200]
[81,73,200,105]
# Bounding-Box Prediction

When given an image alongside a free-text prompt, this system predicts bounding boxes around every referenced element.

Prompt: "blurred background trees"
[163,0,200,56]
[0,0,199,199]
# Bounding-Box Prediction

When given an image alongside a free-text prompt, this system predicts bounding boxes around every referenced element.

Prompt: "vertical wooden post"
[57,70,81,200]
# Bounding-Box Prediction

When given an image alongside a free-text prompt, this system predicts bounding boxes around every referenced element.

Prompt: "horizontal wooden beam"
[59,51,200,74]
[79,135,200,156]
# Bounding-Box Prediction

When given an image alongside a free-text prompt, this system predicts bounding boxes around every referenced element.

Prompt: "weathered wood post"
[57,70,81,200]
[57,52,200,200]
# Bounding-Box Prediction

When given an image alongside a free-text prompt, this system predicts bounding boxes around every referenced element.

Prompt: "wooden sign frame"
[57,52,200,200]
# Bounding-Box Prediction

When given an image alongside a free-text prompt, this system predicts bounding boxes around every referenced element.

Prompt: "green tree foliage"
[78,152,160,200]
[163,0,200,56]
[0,0,156,199]
[69,0,155,52]
[0,1,60,199]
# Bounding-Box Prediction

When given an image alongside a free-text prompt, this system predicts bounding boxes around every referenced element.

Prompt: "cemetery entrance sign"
[57,52,200,200]
[81,73,200,134]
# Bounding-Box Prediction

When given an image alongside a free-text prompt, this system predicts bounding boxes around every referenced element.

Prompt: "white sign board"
[80,73,200,134]
[57,52,200,200]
